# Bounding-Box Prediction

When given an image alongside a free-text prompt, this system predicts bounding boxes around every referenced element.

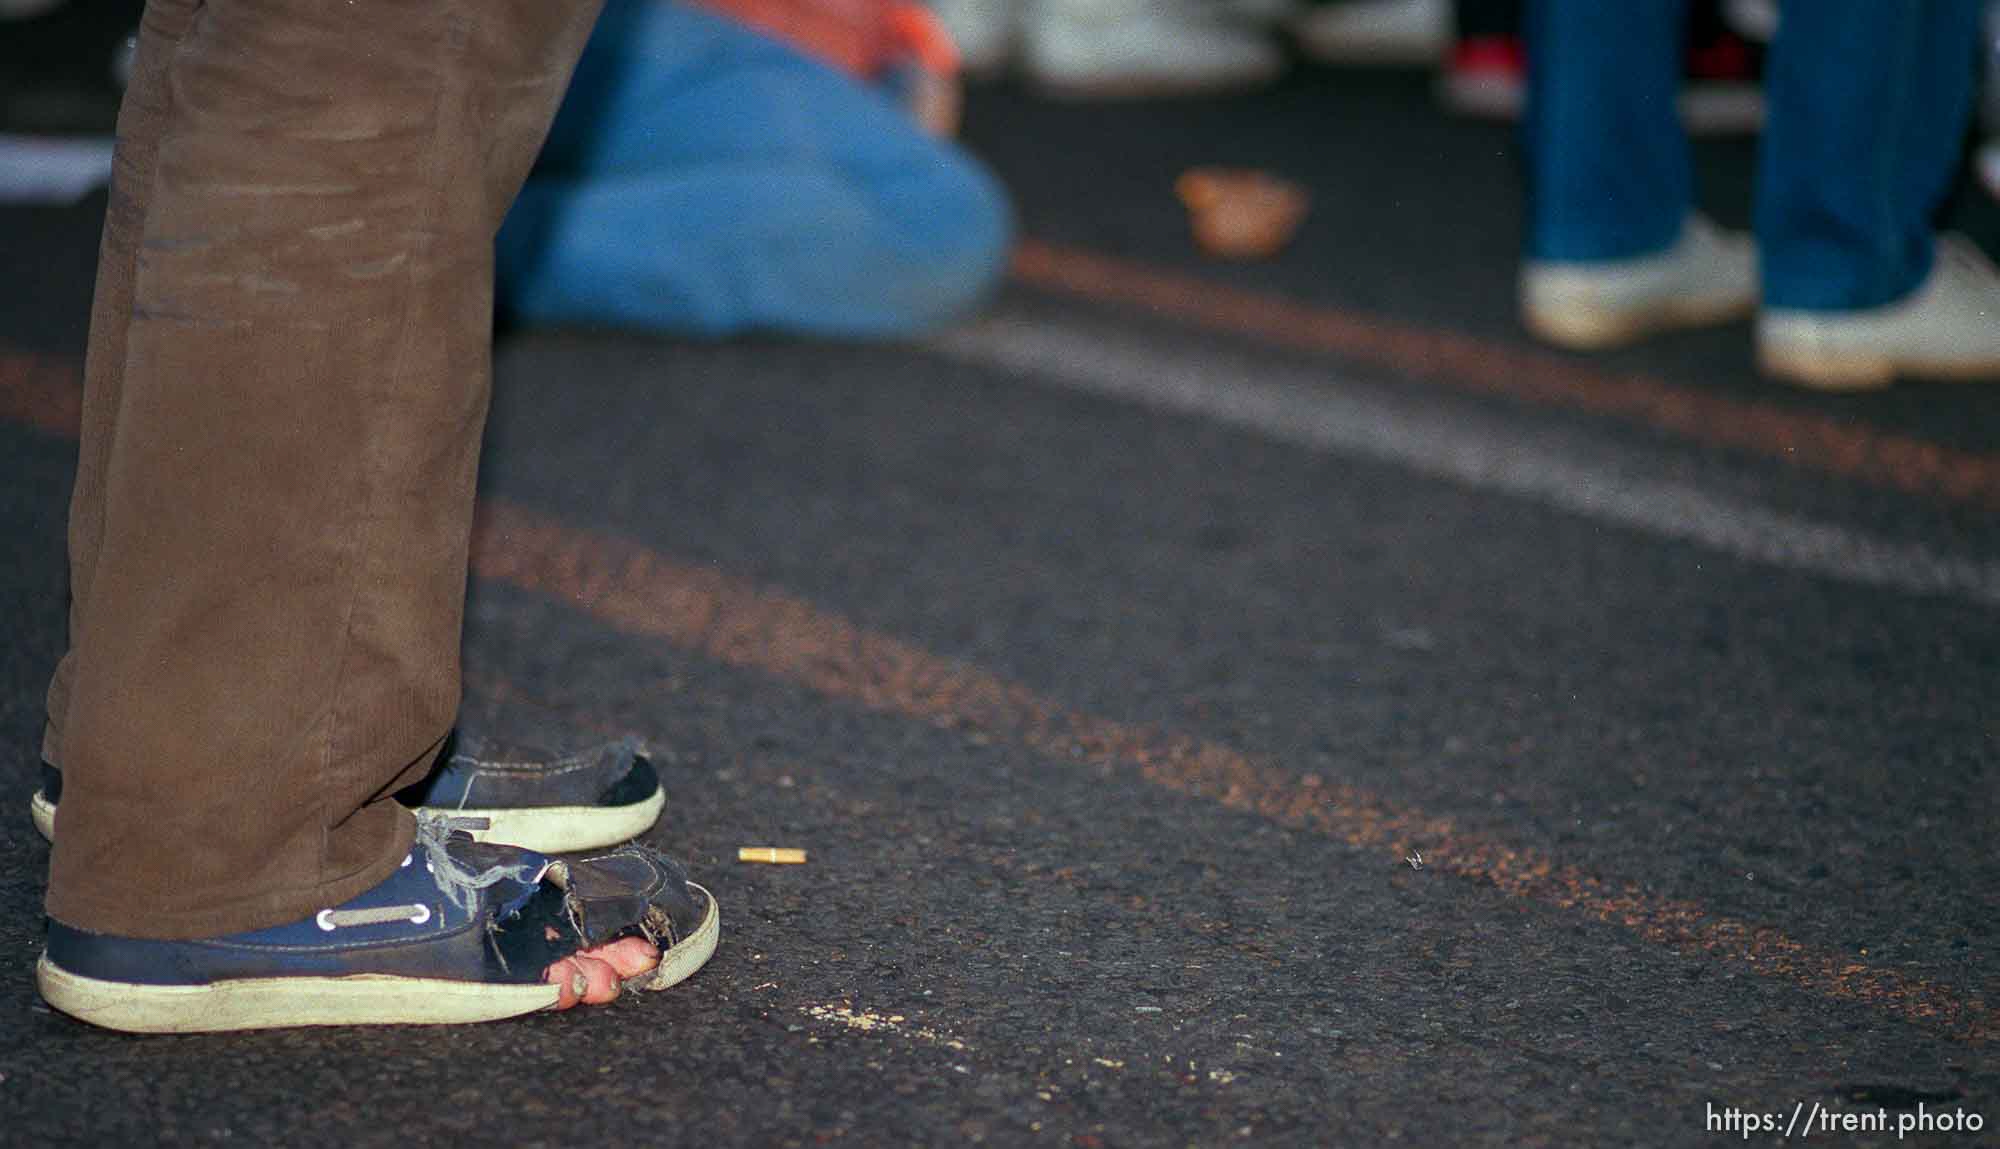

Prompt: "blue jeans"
[1525,0,1980,311]
[497,0,1013,337]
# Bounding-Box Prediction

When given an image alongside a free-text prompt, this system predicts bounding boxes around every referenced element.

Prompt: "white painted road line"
[0,135,115,205]
[931,313,2000,608]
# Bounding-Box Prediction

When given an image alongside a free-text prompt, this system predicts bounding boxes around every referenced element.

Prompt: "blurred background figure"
[932,0,1281,95]
[496,0,1014,338]
[0,0,138,203]
[1446,0,1762,131]
[1519,0,2000,390]
[1290,0,1765,132]
[8,0,1996,343]
[0,0,1011,338]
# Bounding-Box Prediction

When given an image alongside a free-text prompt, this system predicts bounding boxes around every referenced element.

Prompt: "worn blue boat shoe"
[32,728,667,853]
[36,813,719,1033]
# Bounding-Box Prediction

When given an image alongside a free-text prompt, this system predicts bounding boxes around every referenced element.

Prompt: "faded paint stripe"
[467,502,1995,1044]
[0,350,83,437]
[1013,240,2000,510]
[931,313,2000,607]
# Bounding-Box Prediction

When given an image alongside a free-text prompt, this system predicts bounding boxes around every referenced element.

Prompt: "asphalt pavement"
[0,62,1995,1148]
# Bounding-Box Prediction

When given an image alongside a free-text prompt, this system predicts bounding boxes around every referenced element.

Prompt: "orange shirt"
[695,0,957,79]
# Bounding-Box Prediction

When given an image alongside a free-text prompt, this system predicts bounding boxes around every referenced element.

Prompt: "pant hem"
[1762,242,1936,314]
[44,806,418,941]
[1526,219,1687,266]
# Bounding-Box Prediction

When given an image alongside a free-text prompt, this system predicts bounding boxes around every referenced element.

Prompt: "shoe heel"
[1520,301,1638,351]
[1756,341,1895,392]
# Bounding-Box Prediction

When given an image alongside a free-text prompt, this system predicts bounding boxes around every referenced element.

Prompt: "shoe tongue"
[453,839,551,920]
[447,730,640,773]
[448,835,551,878]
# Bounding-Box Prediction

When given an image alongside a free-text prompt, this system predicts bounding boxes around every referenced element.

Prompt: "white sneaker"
[1024,0,1283,96]
[1757,235,2000,391]
[931,0,1019,75]
[1520,215,1756,350]
[1294,0,1448,65]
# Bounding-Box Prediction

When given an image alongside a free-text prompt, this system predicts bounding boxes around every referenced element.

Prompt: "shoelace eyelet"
[315,903,435,931]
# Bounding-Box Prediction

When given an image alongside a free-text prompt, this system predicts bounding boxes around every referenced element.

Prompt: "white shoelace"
[314,812,544,931]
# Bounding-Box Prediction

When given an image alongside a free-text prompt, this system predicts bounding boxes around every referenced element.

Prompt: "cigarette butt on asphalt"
[738,846,807,865]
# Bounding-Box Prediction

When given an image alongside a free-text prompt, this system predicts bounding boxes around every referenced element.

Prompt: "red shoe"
[1437,35,1524,120]
[1680,27,1764,135]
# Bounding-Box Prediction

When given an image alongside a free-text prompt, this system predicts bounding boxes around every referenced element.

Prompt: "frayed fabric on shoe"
[413,812,548,918]
[406,731,657,811]
[548,844,706,951]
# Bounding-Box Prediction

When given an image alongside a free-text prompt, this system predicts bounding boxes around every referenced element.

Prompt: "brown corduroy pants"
[42,0,604,939]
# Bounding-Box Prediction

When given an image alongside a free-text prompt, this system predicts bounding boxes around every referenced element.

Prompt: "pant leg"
[47,0,604,940]
[1523,0,1691,262]
[42,0,205,770]
[1757,0,1981,311]
[496,0,1011,337]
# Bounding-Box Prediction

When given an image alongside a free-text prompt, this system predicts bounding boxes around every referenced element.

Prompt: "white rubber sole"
[1756,342,2000,392]
[448,786,667,854]
[1755,342,1898,392]
[36,961,563,1033]
[28,786,666,854]
[624,882,722,992]
[35,882,720,1033]
[1522,290,1754,351]
[29,789,54,842]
